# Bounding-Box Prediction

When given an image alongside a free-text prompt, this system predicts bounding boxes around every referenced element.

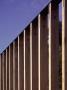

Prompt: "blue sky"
[0,0,61,53]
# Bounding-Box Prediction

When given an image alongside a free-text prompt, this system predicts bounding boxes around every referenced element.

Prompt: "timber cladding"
[0,0,67,90]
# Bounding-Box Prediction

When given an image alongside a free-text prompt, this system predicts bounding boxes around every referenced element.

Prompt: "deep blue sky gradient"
[0,0,61,53]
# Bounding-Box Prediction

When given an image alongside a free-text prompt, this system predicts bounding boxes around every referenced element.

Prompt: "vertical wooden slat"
[13,39,18,90]
[62,0,67,90]
[30,23,32,90]
[62,0,65,89]
[1,54,3,90]
[65,0,67,89]
[7,48,9,90]
[2,52,4,90]
[49,1,59,90]
[4,51,6,90]
[3,52,5,90]
[38,14,40,90]
[0,1,62,90]
[9,46,10,90]
[3,52,4,90]
[6,49,7,90]
[9,44,13,90]
[18,33,24,90]
[32,17,38,90]
[13,42,15,90]
[24,30,26,90]
[15,39,18,90]
[0,55,1,90]
[18,36,19,90]
[25,26,30,90]
[40,8,49,90]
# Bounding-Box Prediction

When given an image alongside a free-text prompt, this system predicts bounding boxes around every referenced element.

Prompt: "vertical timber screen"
[0,0,67,90]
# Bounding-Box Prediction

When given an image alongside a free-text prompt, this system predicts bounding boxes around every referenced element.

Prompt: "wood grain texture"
[49,2,59,90]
